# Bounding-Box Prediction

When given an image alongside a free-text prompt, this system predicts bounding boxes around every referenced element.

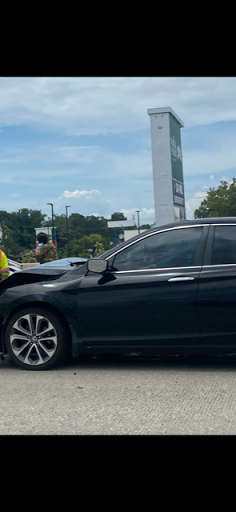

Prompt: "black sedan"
[1,217,236,370]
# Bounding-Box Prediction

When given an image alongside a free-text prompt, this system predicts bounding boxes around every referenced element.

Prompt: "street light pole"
[47,203,55,244]
[66,206,71,257]
[136,210,140,234]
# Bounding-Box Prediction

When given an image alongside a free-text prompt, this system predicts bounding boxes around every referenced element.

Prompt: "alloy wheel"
[9,313,58,366]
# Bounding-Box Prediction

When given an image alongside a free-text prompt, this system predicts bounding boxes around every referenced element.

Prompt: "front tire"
[5,307,69,370]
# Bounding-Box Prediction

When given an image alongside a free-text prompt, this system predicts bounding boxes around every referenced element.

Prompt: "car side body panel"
[2,218,236,361]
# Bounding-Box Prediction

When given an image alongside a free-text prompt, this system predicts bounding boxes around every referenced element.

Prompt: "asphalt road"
[1,353,236,435]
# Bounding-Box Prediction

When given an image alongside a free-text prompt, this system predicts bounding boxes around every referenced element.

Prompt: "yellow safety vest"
[0,250,10,277]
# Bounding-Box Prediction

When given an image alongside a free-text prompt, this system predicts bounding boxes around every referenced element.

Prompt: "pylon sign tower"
[147,106,186,226]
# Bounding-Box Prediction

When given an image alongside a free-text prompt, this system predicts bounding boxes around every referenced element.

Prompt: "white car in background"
[8,259,22,275]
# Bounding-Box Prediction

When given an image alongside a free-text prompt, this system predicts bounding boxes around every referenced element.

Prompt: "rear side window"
[212,226,236,265]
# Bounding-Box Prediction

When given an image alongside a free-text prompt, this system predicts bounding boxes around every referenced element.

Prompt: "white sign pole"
[147,107,185,226]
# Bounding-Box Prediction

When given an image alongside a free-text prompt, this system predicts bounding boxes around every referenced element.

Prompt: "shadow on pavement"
[2,352,236,372]
[59,352,236,372]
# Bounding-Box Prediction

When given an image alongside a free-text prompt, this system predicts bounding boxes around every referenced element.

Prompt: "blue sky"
[1,77,236,225]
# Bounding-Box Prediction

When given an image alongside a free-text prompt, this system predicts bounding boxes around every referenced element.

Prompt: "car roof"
[149,217,236,230]
[99,217,236,260]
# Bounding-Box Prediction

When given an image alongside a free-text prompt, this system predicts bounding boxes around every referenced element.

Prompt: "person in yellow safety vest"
[0,249,10,280]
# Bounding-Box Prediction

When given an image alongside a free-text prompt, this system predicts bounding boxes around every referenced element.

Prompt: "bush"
[22,251,37,263]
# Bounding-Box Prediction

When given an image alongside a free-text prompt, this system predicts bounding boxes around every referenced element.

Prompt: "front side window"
[212,226,236,265]
[113,227,204,271]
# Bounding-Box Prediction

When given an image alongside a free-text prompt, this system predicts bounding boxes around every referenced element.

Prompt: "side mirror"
[87,259,108,274]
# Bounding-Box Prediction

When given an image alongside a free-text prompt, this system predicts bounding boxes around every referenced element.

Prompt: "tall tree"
[194,179,236,218]
[110,212,127,221]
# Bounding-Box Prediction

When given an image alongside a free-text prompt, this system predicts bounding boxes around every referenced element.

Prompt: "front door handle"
[168,276,195,282]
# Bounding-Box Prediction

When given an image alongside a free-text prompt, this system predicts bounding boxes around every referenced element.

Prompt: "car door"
[197,223,236,348]
[77,225,208,349]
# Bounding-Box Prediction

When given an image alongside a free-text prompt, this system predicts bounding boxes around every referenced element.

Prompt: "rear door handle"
[168,276,195,282]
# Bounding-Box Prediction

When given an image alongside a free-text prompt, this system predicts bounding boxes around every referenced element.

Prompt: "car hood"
[0,265,72,291]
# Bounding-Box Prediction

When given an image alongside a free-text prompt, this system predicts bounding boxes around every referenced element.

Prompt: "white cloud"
[60,189,100,199]
[183,141,236,177]
[185,191,207,220]
[0,144,101,167]
[1,77,236,135]
[120,207,155,225]
[194,192,207,198]
[43,188,113,219]
[0,143,153,190]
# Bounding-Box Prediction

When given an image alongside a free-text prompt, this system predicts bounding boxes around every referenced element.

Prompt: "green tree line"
[0,209,151,260]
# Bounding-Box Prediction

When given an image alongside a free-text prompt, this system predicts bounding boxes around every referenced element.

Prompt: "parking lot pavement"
[1,353,236,435]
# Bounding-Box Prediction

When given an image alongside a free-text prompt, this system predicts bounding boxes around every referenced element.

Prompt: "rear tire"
[5,307,69,370]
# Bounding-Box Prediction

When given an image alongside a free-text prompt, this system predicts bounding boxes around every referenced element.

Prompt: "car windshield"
[97,233,152,260]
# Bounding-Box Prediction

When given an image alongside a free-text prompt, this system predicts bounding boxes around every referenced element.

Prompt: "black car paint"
[1,218,236,359]
[77,225,209,348]
[0,268,86,357]
[197,224,236,345]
